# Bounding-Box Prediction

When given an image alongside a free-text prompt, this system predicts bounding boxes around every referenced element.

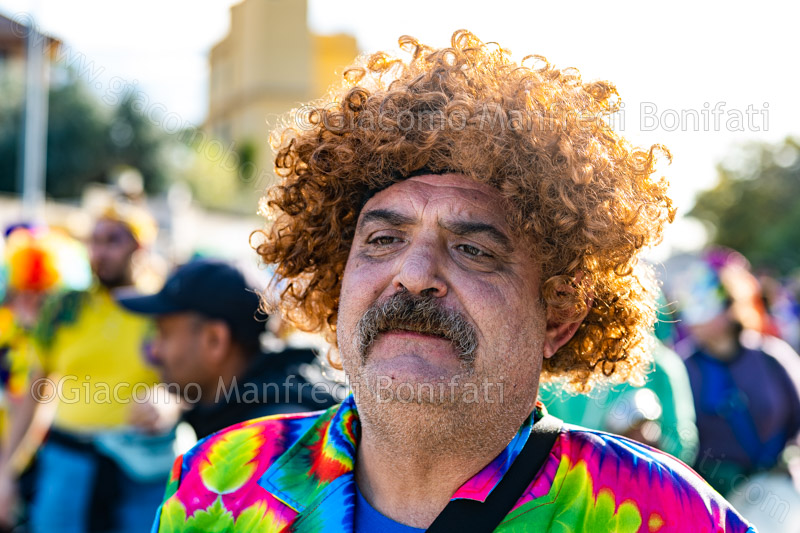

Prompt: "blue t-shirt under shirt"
[354,485,426,533]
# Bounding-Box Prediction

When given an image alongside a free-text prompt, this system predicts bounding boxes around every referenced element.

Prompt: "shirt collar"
[451,404,542,502]
[260,394,360,512]
[261,394,543,512]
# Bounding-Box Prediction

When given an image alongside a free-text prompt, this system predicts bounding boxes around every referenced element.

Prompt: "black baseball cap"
[117,259,267,343]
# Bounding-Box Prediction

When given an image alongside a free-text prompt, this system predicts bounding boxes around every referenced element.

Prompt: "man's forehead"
[401,173,495,195]
[360,173,507,222]
[157,312,201,327]
[93,218,132,237]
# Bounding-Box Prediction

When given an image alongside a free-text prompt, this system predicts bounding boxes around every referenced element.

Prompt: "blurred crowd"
[542,247,800,531]
[0,197,338,533]
[2,196,800,532]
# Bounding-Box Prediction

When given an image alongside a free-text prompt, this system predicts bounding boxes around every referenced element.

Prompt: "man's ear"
[543,318,583,359]
[202,320,232,364]
[541,272,593,359]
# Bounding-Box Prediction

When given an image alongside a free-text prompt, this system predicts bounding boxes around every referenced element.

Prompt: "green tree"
[0,75,27,193]
[688,137,800,274]
[0,69,176,198]
[44,75,113,197]
[106,92,173,193]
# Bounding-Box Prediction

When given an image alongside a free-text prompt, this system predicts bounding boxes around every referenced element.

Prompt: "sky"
[2,0,798,257]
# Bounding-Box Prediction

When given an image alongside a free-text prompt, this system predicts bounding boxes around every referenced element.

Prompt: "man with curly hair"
[151,31,755,532]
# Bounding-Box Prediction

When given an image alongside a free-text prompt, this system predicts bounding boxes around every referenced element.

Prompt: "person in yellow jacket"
[0,205,178,533]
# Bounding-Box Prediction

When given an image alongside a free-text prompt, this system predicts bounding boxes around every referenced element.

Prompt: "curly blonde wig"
[254,30,675,391]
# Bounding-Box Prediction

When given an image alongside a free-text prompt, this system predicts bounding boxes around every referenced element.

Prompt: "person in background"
[118,259,336,442]
[674,248,800,497]
[540,339,699,465]
[0,226,63,531]
[0,203,178,533]
[759,273,800,352]
[0,226,61,426]
[541,290,699,464]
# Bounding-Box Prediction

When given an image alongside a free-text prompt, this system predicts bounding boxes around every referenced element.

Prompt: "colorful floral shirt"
[151,395,756,532]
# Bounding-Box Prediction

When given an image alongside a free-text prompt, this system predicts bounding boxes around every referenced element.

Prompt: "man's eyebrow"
[440,219,513,251]
[359,209,416,228]
[358,210,513,251]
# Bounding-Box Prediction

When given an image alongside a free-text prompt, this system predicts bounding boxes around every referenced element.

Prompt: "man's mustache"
[353,291,478,365]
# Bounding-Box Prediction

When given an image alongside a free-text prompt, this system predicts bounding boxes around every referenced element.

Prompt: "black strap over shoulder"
[426,413,563,533]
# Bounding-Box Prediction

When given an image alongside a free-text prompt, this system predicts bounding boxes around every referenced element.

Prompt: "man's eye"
[369,235,398,246]
[458,244,491,258]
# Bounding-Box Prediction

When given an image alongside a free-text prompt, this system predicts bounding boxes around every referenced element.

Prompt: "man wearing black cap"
[118,259,335,440]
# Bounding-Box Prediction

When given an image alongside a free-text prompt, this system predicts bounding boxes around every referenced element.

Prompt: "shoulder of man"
[153,406,333,531]
[747,332,800,375]
[499,425,756,532]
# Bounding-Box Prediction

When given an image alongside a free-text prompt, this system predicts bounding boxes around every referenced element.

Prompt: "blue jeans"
[30,440,166,533]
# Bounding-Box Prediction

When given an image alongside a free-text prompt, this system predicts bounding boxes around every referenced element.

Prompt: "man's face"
[89,219,138,288]
[338,173,565,435]
[152,313,208,393]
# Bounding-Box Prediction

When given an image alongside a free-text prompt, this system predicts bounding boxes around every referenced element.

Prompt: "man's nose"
[391,239,447,297]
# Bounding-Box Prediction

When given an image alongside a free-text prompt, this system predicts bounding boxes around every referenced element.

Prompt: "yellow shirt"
[35,286,159,432]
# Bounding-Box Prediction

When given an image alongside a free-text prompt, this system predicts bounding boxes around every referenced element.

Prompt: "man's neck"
[701,334,740,361]
[97,275,135,291]
[354,401,528,529]
[201,349,250,405]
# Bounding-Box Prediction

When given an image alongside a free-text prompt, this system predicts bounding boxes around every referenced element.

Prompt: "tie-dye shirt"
[151,395,755,532]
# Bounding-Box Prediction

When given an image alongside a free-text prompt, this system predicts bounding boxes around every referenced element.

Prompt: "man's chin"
[96,274,127,289]
[351,360,481,408]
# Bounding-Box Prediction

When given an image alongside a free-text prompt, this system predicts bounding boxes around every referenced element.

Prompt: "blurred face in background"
[152,313,206,391]
[687,307,739,360]
[683,261,763,360]
[151,312,229,401]
[89,218,138,288]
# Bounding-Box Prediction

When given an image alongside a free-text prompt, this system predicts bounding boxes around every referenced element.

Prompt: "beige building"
[206,0,358,181]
